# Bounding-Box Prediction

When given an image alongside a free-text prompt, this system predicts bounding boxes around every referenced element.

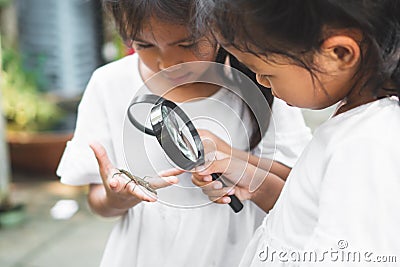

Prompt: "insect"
[114,169,157,195]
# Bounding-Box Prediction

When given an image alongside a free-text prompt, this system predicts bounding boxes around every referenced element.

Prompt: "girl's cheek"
[138,52,158,70]
[195,46,219,61]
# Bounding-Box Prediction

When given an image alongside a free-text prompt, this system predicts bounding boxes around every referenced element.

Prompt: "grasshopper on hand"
[114,169,157,195]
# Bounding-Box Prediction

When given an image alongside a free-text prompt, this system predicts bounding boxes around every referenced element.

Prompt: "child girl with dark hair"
[56,0,311,266]
[193,0,400,265]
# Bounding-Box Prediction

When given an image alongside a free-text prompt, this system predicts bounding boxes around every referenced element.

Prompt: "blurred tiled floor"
[0,173,115,267]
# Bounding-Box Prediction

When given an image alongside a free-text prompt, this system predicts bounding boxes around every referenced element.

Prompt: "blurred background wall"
[16,0,104,98]
[0,0,114,175]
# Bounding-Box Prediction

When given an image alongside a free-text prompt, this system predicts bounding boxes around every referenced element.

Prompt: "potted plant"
[1,44,74,175]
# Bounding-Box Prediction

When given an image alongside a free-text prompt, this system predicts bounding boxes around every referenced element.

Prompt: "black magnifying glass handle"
[211,173,243,213]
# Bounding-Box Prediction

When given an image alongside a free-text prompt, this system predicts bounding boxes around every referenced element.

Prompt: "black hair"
[215,47,273,150]
[102,0,197,42]
[102,0,273,150]
[198,0,400,102]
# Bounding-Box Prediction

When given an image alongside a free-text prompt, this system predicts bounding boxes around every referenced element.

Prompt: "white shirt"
[57,54,312,267]
[240,97,400,267]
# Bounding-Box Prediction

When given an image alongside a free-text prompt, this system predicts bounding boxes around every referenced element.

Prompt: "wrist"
[88,184,141,217]
[249,172,285,212]
[106,193,142,211]
[92,195,127,217]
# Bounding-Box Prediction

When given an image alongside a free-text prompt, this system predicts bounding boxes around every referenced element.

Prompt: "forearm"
[200,130,291,179]
[250,171,285,212]
[231,148,291,180]
[87,184,141,217]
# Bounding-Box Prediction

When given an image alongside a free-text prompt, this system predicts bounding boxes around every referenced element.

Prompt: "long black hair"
[214,47,273,150]
[102,0,274,150]
[198,0,400,102]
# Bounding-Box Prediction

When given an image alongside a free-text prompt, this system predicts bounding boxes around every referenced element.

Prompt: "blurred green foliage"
[1,45,65,132]
[0,0,11,8]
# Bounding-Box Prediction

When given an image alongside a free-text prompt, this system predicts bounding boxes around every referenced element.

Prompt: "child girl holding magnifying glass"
[193,0,400,265]
[56,0,312,266]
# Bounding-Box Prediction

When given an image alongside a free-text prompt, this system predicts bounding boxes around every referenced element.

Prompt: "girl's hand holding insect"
[88,142,179,217]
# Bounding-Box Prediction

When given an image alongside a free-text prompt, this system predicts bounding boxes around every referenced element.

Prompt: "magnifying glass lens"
[162,105,199,162]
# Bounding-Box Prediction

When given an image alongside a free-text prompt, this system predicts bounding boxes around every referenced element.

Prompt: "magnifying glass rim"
[127,94,165,136]
[150,99,204,170]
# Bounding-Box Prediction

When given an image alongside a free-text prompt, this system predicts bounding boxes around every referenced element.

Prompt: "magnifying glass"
[128,94,244,213]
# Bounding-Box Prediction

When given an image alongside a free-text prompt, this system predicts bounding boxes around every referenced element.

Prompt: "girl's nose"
[158,53,182,71]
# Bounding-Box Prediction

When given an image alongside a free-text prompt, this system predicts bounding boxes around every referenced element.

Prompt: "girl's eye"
[179,42,196,49]
[134,43,153,49]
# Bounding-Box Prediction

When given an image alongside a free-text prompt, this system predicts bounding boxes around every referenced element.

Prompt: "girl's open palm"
[89,142,179,211]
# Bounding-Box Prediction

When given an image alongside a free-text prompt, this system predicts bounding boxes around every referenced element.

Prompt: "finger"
[202,157,249,187]
[147,176,179,190]
[197,129,214,140]
[194,179,219,191]
[192,173,212,183]
[108,171,131,192]
[214,151,231,161]
[89,142,114,175]
[198,158,231,176]
[126,182,157,202]
[158,168,185,177]
[202,187,234,198]
[210,196,232,204]
[191,176,211,187]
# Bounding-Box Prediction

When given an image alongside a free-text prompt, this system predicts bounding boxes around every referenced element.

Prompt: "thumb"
[89,142,114,176]
[197,158,231,176]
[198,157,249,187]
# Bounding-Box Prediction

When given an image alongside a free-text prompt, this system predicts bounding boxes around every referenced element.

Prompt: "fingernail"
[169,176,179,184]
[228,189,235,195]
[213,182,223,190]
[203,175,212,182]
[109,179,118,188]
[223,197,231,204]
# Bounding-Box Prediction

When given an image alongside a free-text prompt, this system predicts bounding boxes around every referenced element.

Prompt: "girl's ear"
[320,35,361,70]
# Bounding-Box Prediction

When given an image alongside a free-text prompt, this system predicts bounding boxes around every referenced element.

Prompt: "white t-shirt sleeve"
[56,70,115,185]
[255,98,312,167]
[303,137,400,261]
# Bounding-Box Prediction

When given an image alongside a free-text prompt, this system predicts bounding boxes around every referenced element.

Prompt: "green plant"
[0,0,12,8]
[1,45,65,132]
